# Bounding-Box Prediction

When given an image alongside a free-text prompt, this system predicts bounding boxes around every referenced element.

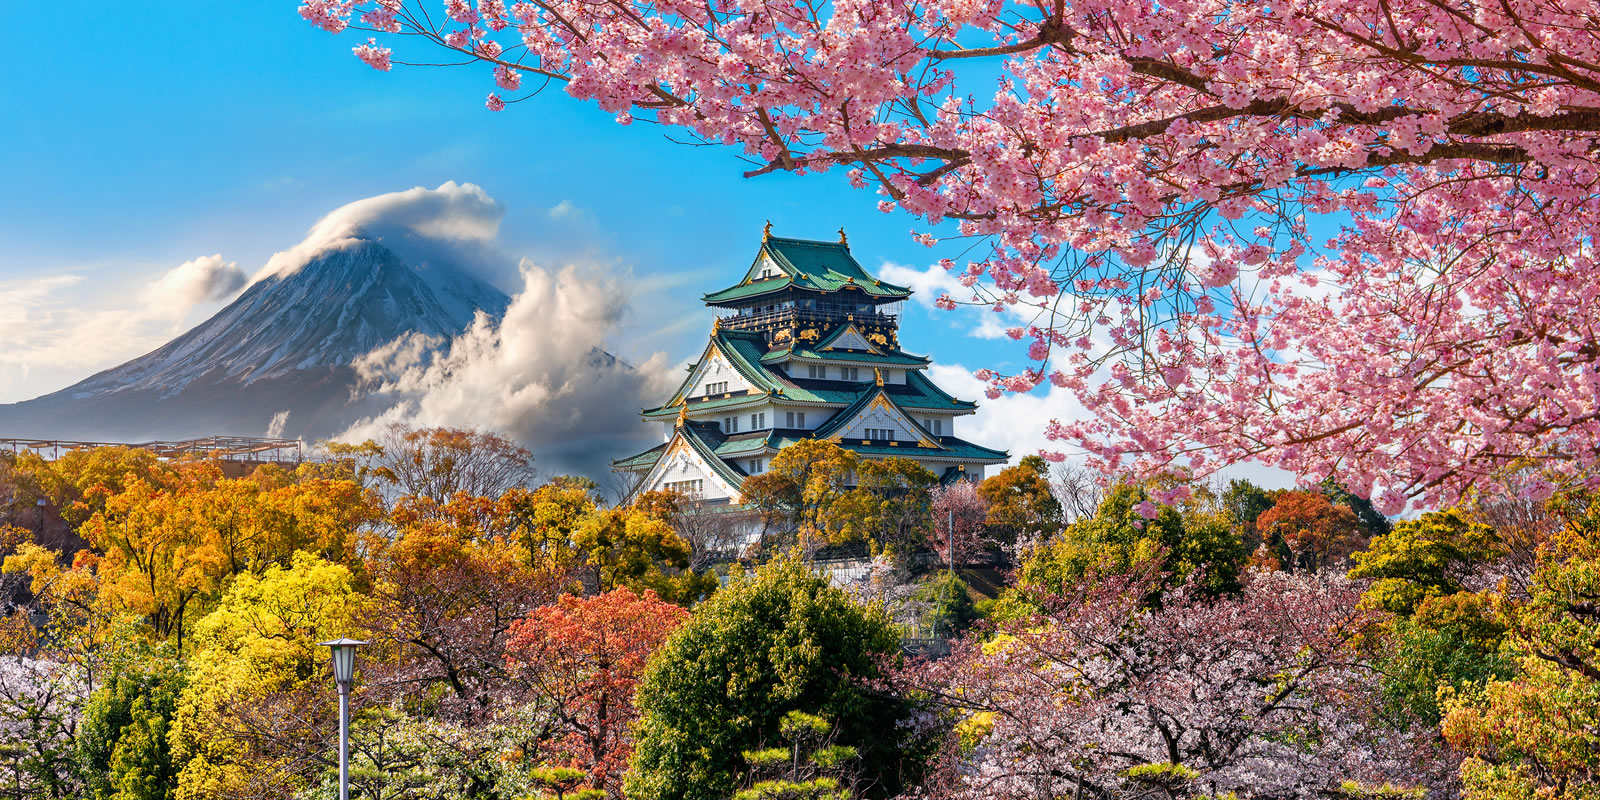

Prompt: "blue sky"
[0,1,1107,468]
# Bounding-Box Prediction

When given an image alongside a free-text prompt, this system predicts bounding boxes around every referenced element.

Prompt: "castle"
[613,227,1008,502]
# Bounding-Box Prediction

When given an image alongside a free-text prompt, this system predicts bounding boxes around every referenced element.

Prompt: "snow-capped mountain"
[0,236,510,442]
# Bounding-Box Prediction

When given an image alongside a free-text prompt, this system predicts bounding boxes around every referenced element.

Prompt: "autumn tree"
[740,440,858,551]
[977,455,1063,547]
[169,552,371,800]
[1348,510,1503,616]
[505,588,689,797]
[829,457,939,559]
[569,508,717,605]
[492,478,602,567]
[370,424,536,503]
[75,462,378,648]
[362,496,573,723]
[1441,496,1600,799]
[645,490,745,570]
[1255,490,1371,572]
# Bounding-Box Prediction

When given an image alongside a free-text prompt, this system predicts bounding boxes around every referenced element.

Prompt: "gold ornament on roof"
[799,328,819,341]
[676,406,687,427]
[875,367,884,387]
[838,227,848,246]
[763,220,773,241]
[868,332,888,346]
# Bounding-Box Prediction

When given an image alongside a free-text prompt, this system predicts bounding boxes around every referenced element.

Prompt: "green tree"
[1221,479,1275,550]
[1008,483,1244,612]
[626,557,920,800]
[1373,592,1515,725]
[1348,510,1501,616]
[76,648,186,800]
[1441,497,1600,799]
[735,711,858,800]
[913,572,978,637]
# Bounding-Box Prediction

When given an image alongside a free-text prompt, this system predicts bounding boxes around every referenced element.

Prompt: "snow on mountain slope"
[0,234,510,441]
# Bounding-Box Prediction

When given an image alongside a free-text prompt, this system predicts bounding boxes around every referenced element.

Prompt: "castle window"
[666,479,704,494]
[866,428,895,441]
[785,411,807,428]
[750,412,766,429]
[926,419,942,435]
[808,365,824,379]
[724,416,739,433]
[842,367,859,381]
[748,459,764,474]
[705,381,728,395]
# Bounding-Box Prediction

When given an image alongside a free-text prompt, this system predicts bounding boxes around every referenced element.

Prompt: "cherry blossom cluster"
[898,567,1455,798]
[295,0,1600,510]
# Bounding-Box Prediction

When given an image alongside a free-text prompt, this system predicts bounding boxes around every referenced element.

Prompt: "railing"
[1,435,306,463]
[718,307,897,331]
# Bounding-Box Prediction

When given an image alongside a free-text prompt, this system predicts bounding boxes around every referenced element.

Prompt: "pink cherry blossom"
[293,0,1600,512]
[352,38,392,71]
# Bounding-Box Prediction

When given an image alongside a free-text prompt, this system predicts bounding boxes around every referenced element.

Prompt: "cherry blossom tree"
[296,0,1600,512]
[899,565,1453,799]
[930,481,987,566]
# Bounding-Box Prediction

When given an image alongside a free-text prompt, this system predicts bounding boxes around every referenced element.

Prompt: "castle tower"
[613,228,1008,503]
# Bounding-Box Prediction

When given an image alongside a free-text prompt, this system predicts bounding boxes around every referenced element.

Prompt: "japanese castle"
[614,227,1009,503]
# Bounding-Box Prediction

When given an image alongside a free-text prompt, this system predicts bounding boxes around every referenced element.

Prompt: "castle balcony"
[716,303,902,347]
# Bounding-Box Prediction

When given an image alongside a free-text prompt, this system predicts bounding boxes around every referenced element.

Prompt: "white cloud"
[253,180,505,283]
[140,254,246,317]
[930,363,1087,476]
[548,199,582,220]
[0,255,252,401]
[339,260,680,480]
[265,410,291,439]
[879,260,1045,340]
[933,362,1295,488]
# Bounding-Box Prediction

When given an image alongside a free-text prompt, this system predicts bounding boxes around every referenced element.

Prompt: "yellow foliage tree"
[169,551,371,800]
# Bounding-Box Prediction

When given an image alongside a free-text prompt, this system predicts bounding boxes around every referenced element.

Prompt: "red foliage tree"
[505,588,689,797]
[1255,491,1370,572]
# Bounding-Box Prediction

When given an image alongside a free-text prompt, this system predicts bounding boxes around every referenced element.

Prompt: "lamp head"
[317,638,368,691]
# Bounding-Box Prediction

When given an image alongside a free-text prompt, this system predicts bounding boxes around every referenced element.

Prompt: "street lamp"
[318,638,367,800]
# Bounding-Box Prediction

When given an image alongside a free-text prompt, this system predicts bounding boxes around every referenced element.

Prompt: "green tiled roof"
[779,370,977,410]
[769,434,1008,463]
[612,422,750,486]
[760,347,930,367]
[703,236,911,305]
[713,431,783,458]
[612,442,667,471]
[648,354,976,418]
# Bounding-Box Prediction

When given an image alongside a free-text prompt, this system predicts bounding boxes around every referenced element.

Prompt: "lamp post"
[318,638,367,800]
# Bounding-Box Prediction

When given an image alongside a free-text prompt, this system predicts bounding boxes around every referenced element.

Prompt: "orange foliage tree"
[1254,491,1370,572]
[506,588,689,798]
